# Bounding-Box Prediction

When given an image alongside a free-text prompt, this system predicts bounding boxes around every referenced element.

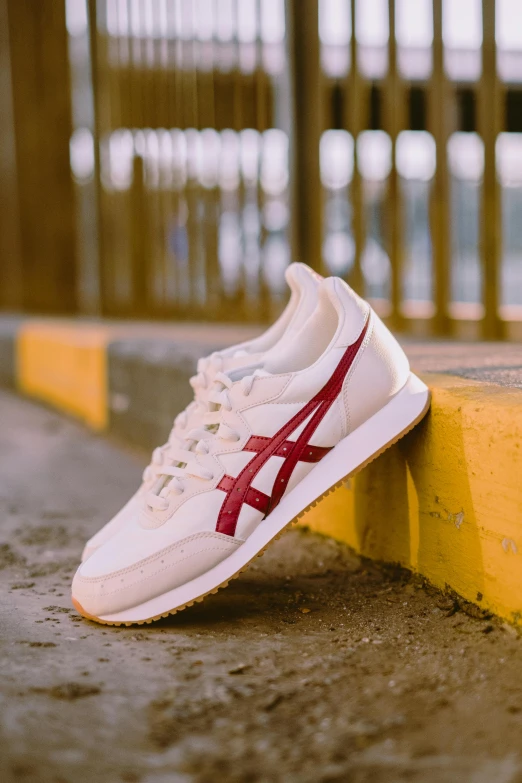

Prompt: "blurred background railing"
[1,0,522,338]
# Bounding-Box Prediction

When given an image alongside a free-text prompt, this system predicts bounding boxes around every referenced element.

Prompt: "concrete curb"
[2,317,522,627]
[108,338,218,450]
[0,316,23,388]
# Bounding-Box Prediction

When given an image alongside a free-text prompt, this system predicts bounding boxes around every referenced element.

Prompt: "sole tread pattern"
[72,395,430,626]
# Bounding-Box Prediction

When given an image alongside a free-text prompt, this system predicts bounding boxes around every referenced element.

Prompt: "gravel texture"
[2,389,522,783]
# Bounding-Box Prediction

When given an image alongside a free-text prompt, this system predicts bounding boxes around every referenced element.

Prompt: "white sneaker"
[72,277,430,625]
[80,263,321,561]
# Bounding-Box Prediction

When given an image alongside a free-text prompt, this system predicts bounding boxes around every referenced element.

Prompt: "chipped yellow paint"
[17,321,110,430]
[302,373,522,626]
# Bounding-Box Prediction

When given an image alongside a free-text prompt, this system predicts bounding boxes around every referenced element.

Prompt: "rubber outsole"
[72,388,431,627]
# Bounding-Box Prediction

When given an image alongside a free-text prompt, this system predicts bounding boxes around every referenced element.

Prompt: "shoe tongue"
[221,351,264,373]
[226,362,269,382]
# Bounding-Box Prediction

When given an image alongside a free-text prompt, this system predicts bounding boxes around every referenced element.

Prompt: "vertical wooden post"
[232,1,248,315]
[6,0,77,313]
[429,0,451,335]
[479,0,503,339]
[287,0,324,274]
[0,0,22,309]
[255,0,271,322]
[87,0,105,314]
[345,0,367,296]
[129,154,150,314]
[384,0,405,328]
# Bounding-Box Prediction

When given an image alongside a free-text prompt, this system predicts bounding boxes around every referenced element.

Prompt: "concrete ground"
[2,389,522,783]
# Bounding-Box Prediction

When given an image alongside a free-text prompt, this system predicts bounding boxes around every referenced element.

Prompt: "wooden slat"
[428,0,451,335]
[255,0,268,134]
[7,0,77,313]
[166,0,178,129]
[129,154,150,313]
[87,0,107,314]
[0,0,22,309]
[232,0,243,133]
[345,0,367,297]
[478,0,503,339]
[383,0,406,328]
[203,180,223,316]
[185,140,203,313]
[255,0,271,321]
[287,0,323,275]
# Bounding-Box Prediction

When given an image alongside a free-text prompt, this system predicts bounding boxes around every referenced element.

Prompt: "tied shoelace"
[141,353,225,486]
[145,371,256,512]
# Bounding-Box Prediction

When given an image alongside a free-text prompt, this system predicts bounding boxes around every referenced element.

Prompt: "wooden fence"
[1,0,522,338]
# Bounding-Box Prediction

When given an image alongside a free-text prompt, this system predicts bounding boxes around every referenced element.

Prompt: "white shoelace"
[141,354,224,487]
[145,371,256,512]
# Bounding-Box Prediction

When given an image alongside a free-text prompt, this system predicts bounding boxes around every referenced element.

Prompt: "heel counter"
[342,310,410,433]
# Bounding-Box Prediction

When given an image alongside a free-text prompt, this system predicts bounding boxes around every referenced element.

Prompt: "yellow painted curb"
[302,373,522,626]
[17,321,111,430]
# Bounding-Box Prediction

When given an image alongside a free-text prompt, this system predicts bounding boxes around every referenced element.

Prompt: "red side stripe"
[217,475,271,516]
[215,313,370,536]
[267,316,370,512]
[244,436,331,463]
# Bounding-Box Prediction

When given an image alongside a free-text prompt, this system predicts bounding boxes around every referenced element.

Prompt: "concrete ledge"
[2,317,522,626]
[108,339,219,449]
[0,316,23,388]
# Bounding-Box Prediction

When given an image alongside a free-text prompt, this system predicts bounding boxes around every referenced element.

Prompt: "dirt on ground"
[1,389,522,783]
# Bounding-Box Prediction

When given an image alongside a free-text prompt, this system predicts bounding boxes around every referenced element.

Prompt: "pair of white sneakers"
[72,264,430,625]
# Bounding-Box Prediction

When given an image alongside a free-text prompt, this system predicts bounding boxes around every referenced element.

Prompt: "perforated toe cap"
[72,531,241,617]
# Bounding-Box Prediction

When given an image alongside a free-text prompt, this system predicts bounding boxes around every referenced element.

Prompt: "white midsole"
[99,372,430,623]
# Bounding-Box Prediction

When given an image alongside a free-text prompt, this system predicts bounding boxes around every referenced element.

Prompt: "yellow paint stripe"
[302,373,522,626]
[17,321,110,430]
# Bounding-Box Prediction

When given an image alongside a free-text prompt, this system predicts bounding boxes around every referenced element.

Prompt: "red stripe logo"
[215,313,370,536]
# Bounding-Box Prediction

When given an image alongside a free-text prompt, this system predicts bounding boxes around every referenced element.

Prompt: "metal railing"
[1,0,522,339]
